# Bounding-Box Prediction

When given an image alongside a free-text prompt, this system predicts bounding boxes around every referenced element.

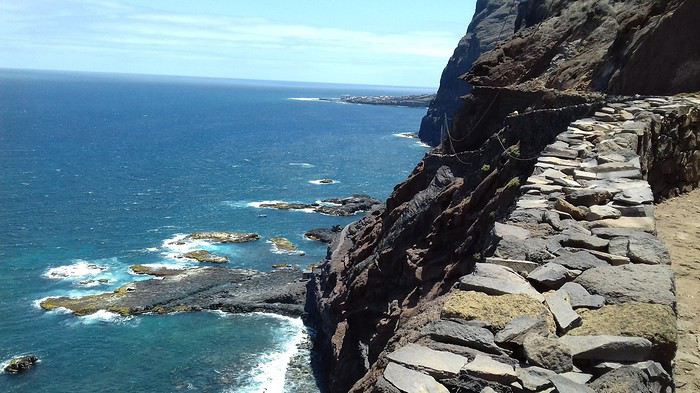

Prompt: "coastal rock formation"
[418,0,518,146]
[304,225,343,244]
[3,355,39,374]
[181,250,229,263]
[41,267,306,317]
[308,1,700,385]
[183,231,260,243]
[258,195,381,216]
[270,237,304,255]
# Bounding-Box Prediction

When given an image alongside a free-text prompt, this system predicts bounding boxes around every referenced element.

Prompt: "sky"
[0,0,478,87]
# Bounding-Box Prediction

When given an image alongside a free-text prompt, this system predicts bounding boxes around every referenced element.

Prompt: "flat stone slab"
[386,343,469,378]
[559,232,609,251]
[549,374,595,393]
[495,315,550,347]
[528,262,574,290]
[626,231,671,265]
[613,185,654,205]
[484,257,539,274]
[462,355,517,384]
[517,366,555,391]
[523,334,573,373]
[586,205,621,221]
[574,264,675,306]
[564,188,613,207]
[550,251,609,270]
[384,362,449,393]
[545,291,581,332]
[559,282,605,309]
[493,222,531,240]
[559,335,653,362]
[459,263,544,302]
[589,217,656,233]
[422,320,504,355]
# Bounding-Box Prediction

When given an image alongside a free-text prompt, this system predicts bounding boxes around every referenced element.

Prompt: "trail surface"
[657,189,700,392]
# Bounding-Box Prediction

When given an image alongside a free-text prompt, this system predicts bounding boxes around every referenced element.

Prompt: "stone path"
[656,189,700,393]
[376,95,699,393]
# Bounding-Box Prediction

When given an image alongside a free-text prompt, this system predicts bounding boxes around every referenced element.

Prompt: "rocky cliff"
[418,0,518,146]
[308,1,700,392]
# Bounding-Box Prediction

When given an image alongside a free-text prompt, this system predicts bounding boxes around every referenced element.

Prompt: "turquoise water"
[0,70,429,392]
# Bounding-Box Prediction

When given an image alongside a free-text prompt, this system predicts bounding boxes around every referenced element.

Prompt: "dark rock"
[129,264,186,277]
[185,231,260,243]
[260,195,381,216]
[550,251,609,271]
[588,366,654,393]
[626,232,671,265]
[559,335,653,362]
[3,355,39,374]
[523,334,574,373]
[564,189,612,207]
[574,265,675,306]
[559,232,609,252]
[40,267,307,317]
[527,262,574,290]
[304,225,343,243]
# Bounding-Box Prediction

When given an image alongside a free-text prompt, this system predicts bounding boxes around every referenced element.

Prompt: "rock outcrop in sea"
[41,267,307,317]
[307,0,700,392]
[418,0,518,146]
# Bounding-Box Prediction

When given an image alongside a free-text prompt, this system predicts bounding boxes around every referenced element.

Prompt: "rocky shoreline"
[41,266,307,318]
[257,195,381,216]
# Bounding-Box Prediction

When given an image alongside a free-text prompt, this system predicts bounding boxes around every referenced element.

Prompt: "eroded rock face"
[418,0,518,146]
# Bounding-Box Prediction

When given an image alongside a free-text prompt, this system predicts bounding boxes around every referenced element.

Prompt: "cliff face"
[418,0,517,146]
[308,1,700,392]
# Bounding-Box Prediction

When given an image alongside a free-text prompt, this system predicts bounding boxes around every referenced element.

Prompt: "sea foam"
[43,261,108,280]
[288,162,315,168]
[287,97,320,102]
[308,179,339,185]
[228,314,306,393]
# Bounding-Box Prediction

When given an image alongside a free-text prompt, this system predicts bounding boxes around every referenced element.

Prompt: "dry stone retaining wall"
[377,94,700,393]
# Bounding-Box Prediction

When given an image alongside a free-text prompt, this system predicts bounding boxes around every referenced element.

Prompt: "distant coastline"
[321,93,435,107]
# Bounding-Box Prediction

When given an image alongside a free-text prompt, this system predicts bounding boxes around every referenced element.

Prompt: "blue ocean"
[0,69,430,392]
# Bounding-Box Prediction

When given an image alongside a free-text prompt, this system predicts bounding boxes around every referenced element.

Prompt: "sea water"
[0,69,430,392]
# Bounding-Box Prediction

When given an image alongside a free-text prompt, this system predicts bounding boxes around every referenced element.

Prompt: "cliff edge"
[308,1,700,392]
[418,0,518,146]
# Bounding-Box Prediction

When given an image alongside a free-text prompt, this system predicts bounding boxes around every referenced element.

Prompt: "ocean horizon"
[0,68,429,392]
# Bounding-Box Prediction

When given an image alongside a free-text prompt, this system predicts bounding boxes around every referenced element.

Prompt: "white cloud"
[0,0,458,85]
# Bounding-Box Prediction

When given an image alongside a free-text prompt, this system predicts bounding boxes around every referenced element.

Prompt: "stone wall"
[373,94,700,393]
